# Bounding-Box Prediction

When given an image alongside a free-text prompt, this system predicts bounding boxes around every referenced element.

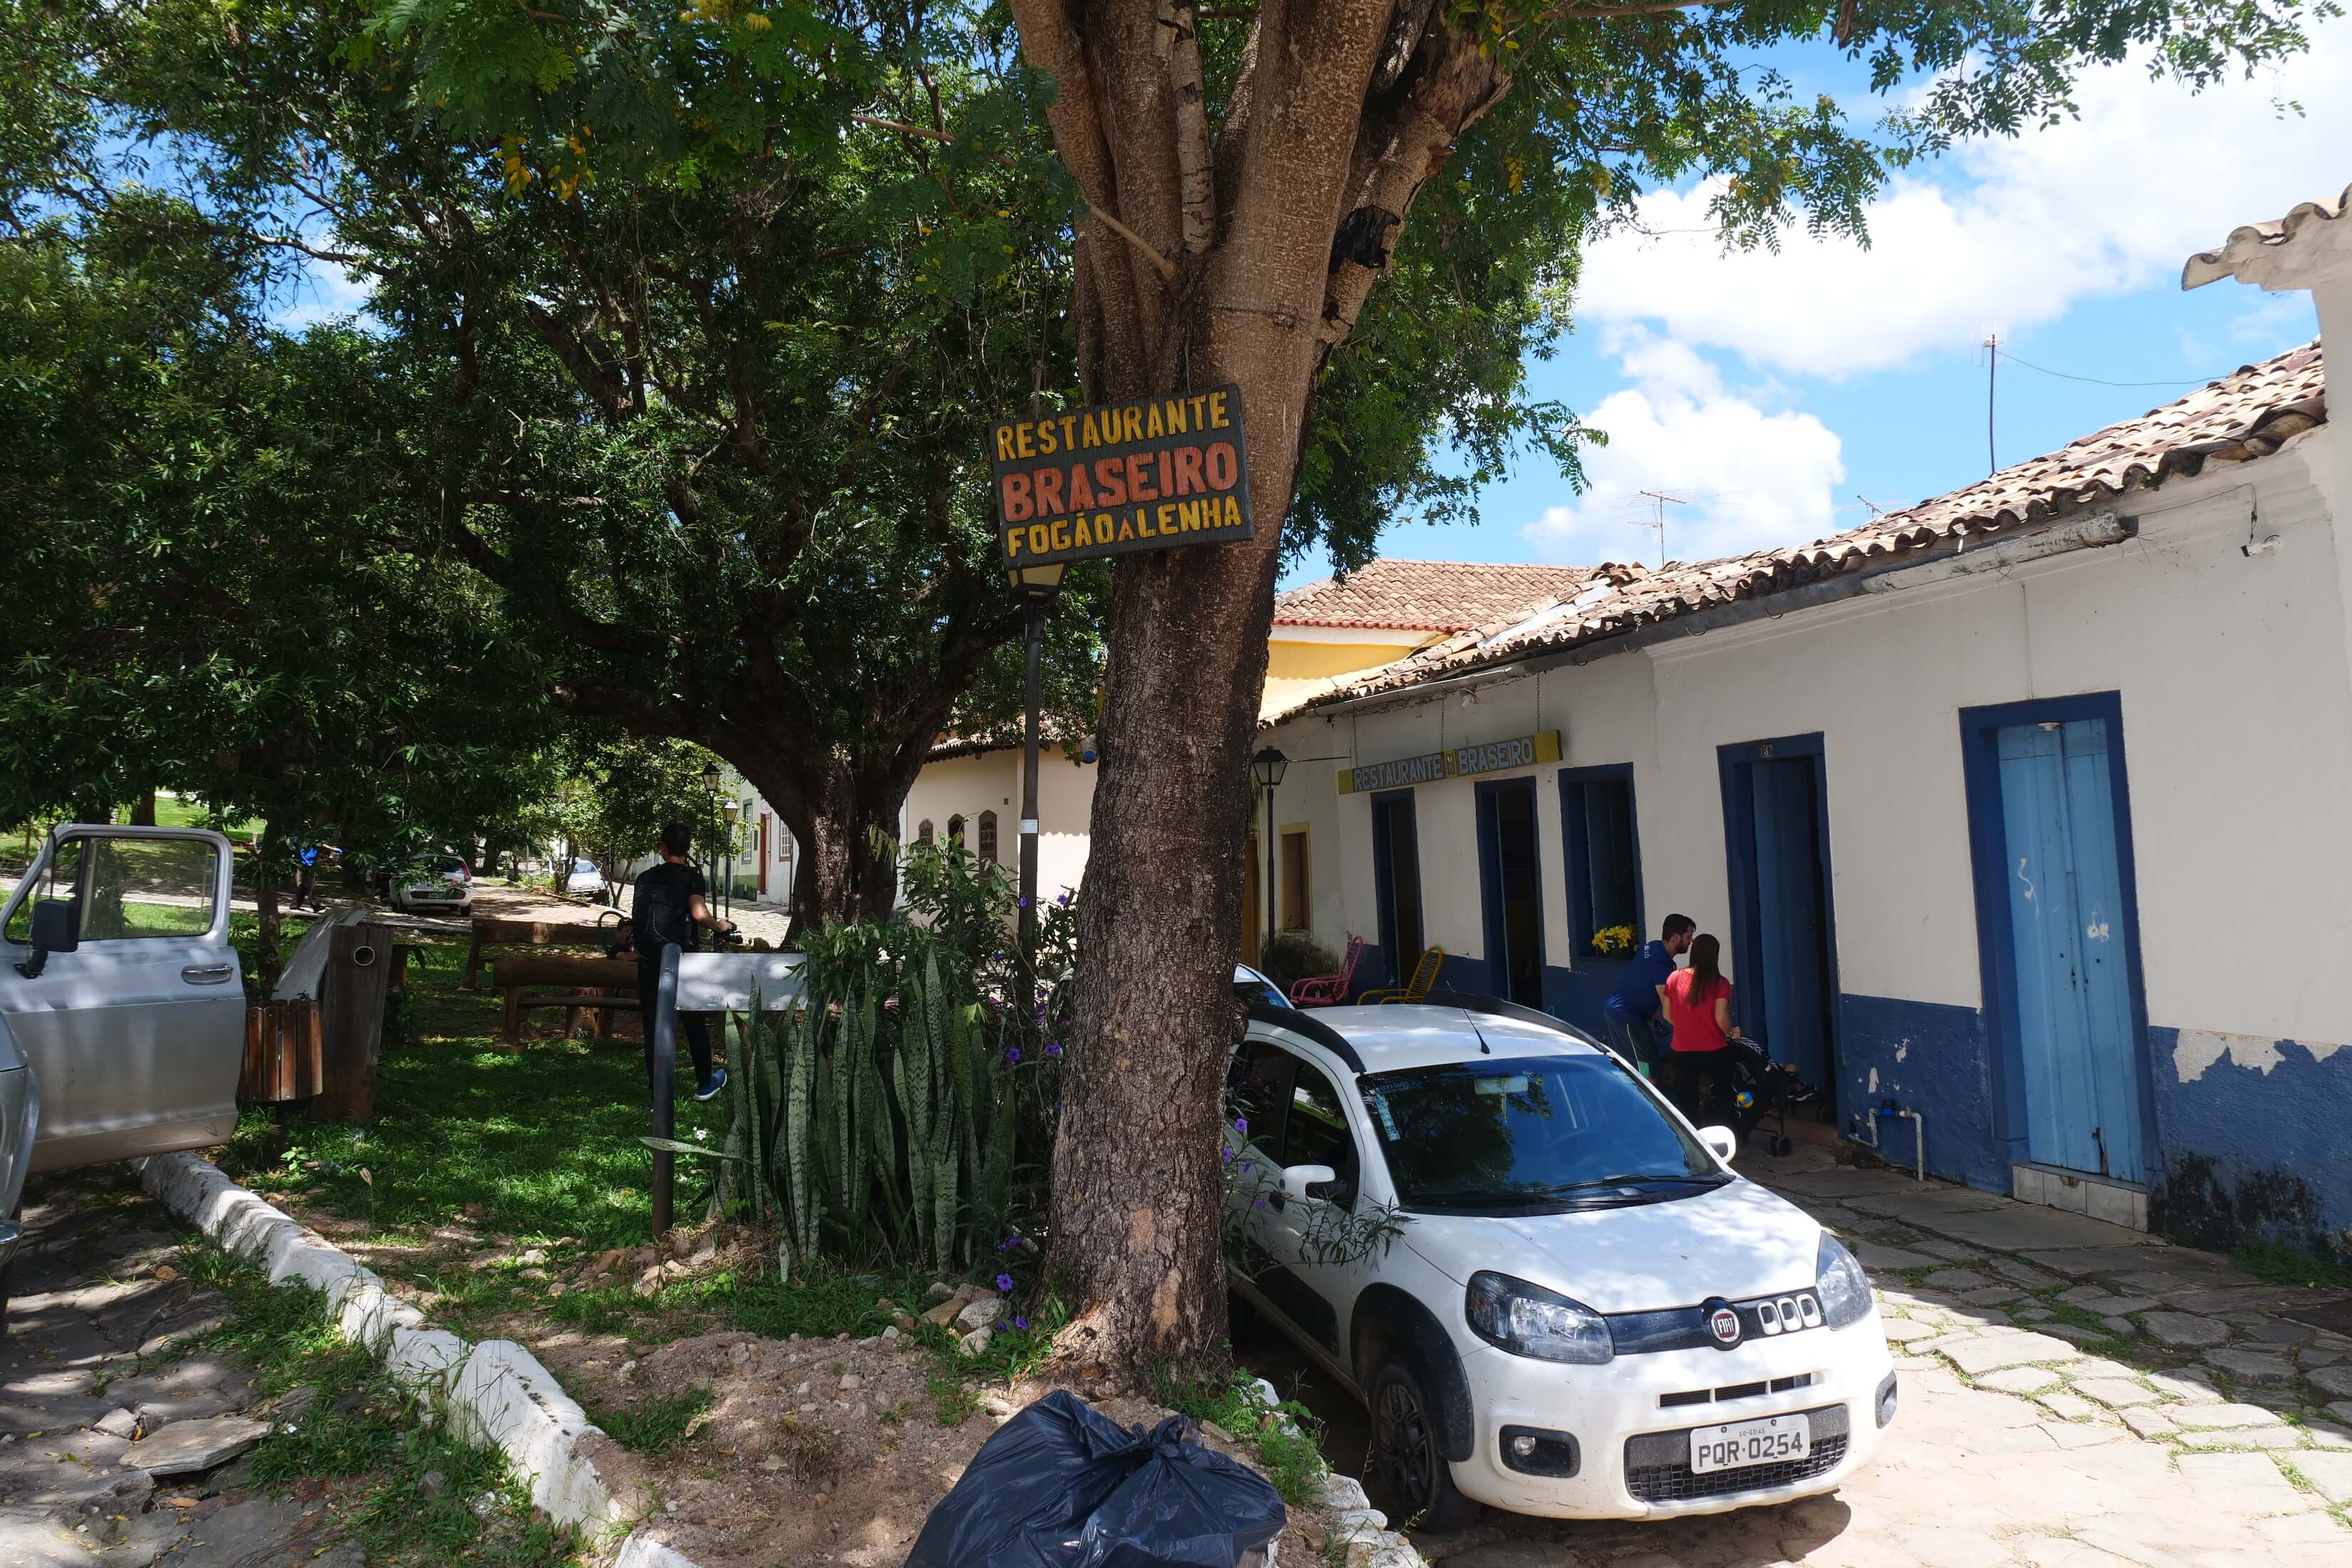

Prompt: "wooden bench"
[491,951,644,1046]
[463,914,615,991]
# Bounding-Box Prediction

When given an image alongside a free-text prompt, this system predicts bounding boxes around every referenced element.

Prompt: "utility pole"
[1984,332,1998,475]
[1633,490,1686,569]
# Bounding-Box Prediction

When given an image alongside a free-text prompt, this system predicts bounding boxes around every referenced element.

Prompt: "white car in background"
[390,854,473,914]
[1225,995,1894,1527]
[562,857,607,897]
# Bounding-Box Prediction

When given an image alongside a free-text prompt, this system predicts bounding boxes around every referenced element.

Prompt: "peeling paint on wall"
[2174,1028,2348,1081]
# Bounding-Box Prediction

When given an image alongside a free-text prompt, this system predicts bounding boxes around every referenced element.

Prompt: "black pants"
[294,867,317,909]
[1666,1049,1733,1126]
[636,959,714,1093]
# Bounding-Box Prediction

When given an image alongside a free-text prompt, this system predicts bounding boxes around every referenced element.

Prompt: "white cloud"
[1575,35,2352,378]
[1522,330,1847,565]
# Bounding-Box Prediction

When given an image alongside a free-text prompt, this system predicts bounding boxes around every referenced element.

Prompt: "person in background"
[1601,914,1695,1074]
[1661,932,1740,1123]
[631,822,736,1101]
[292,840,322,912]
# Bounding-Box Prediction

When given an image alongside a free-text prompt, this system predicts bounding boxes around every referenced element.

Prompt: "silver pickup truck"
[0,825,249,1317]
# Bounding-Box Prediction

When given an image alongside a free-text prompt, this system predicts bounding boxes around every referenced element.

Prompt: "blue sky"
[1326,25,2349,584]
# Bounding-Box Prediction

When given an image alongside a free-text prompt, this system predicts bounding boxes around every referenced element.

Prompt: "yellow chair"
[1361,944,1444,1005]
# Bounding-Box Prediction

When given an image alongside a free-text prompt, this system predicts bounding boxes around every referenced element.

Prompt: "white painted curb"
[137,1151,696,1568]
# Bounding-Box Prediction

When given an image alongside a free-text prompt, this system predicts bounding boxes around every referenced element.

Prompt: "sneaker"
[693,1068,728,1102]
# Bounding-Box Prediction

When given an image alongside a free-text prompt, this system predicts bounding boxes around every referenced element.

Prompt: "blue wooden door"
[1996,719,2146,1181]
[1749,758,1833,1088]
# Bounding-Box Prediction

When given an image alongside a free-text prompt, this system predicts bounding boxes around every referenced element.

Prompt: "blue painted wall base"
[2147,1026,2352,1263]
[1835,994,2006,1192]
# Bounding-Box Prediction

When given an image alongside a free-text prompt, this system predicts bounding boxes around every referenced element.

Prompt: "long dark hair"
[1686,933,1723,997]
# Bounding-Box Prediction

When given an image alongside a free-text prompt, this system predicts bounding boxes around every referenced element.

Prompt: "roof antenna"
[1467,1013,1492,1055]
[1632,490,1685,568]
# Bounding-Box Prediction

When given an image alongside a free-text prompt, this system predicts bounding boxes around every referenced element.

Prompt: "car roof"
[1254,1003,1604,1075]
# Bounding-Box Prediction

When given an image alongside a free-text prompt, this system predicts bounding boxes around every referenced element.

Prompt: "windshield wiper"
[1542,1173,1728,1193]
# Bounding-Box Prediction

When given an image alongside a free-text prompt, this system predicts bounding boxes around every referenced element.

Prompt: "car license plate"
[1688,1414,1810,1473]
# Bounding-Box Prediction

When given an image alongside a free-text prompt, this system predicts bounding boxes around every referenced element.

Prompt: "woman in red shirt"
[1661,933,1740,1123]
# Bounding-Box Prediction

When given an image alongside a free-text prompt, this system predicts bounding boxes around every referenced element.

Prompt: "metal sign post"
[649,942,681,1237]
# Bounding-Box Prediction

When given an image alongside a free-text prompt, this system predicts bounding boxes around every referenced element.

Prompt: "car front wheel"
[1366,1356,1479,1534]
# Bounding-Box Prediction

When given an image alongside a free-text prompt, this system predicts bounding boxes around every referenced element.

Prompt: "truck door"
[1,827,244,1172]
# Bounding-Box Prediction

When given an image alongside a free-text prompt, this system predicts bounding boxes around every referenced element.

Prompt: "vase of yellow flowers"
[1590,924,1636,959]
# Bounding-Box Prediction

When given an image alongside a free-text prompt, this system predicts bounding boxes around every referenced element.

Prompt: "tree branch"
[1087,205,1178,283]
[1162,1,1216,255]
[1546,0,1740,18]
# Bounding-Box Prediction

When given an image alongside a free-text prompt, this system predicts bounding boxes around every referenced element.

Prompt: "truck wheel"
[1366,1356,1480,1534]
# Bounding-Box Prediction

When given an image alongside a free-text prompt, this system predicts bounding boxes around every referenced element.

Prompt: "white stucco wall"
[902,748,1097,907]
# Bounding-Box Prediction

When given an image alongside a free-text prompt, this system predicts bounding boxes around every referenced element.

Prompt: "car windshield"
[1361,1054,1724,1214]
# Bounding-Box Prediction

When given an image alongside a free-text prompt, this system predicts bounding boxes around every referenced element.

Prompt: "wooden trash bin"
[241,1000,324,1103]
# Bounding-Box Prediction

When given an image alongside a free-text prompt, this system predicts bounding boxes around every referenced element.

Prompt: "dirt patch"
[562,1329,1334,1568]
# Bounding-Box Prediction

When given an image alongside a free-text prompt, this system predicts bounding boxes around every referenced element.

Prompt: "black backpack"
[633,863,700,953]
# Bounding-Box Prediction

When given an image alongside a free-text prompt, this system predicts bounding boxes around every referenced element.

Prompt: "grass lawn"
[220,979,730,1252]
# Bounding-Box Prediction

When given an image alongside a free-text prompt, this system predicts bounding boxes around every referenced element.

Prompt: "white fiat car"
[1224,996,1894,1528]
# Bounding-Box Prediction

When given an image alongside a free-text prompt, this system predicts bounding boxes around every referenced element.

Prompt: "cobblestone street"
[0,1170,343,1568]
[1413,1146,2352,1568]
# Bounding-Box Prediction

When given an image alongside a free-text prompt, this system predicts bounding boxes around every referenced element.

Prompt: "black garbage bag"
[905,1390,1286,1568]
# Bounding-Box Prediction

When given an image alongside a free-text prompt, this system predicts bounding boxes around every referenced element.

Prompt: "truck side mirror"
[14,899,78,979]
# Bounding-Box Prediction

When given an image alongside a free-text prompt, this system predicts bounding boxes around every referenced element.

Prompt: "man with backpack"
[631,821,736,1101]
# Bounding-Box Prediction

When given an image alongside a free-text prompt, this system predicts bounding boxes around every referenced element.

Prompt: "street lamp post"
[699,760,723,917]
[721,801,739,922]
[1249,746,1289,966]
[1006,559,1067,1027]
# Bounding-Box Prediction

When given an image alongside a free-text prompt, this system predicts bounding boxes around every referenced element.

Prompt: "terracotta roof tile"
[1305,339,2326,712]
[2183,183,2352,290]
[1274,559,1605,631]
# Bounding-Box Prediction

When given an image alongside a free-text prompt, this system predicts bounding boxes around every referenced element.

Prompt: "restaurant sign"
[991,385,1253,572]
[1336,731,1562,795]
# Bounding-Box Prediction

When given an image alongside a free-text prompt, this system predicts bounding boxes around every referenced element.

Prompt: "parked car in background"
[0,826,249,1329]
[390,854,473,914]
[1224,995,1894,1528]
[562,857,607,897]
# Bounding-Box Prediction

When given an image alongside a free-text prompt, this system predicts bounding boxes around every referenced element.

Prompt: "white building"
[1246,185,2351,1259]
[893,562,1609,961]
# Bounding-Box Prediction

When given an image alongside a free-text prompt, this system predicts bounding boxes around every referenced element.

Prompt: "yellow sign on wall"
[1336,731,1562,795]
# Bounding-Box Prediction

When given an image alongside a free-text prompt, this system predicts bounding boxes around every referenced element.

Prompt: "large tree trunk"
[732,752,904,939]
[1014,0,1510,1376]
[130,789,156,826]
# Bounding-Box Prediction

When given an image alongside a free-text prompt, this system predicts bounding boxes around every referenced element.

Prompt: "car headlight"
[1815,1232,1872,1329]
[1465,1271,1615,1364]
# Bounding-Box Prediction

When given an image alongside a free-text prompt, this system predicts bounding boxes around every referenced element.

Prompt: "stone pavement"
[1420,1145,2352,1568]
[0,1167,351,1568]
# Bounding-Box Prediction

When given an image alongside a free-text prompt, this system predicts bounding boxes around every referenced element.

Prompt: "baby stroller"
[1718,1027,1822,1157]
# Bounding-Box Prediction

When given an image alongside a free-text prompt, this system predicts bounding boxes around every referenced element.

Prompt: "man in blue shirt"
[1602,914,1695,1071]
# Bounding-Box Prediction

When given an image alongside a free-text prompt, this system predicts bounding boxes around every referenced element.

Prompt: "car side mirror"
[1281,1163,1338,1201]
[14,898,78,979]
[1698,1125,1739,1164]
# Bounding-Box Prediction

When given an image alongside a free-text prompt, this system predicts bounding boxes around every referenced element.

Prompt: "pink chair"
[1288,934,1364,1008]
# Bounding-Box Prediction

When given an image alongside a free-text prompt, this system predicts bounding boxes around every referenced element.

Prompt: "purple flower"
[996,1273,1015,1292]
[1012,1316,1029,1331]
[998,1235,1019,1252]
[1233,1117,1247,1134]
[1044,1041,1063,1058]
[1254,1197,1268,1209]
[1221,1145,1234,1162]
[1018,896,1031,909]
[1006,1046,1022,1065]
[1056,892,1071,906]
